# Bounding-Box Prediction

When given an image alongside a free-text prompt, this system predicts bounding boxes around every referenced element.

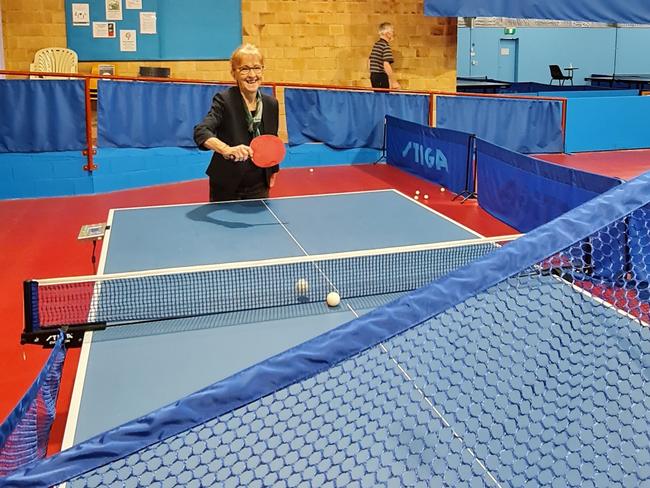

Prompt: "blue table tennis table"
[61,189,493,448]
[10,177,650,488]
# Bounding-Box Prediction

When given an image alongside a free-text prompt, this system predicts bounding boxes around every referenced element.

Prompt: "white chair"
[29,48,78,79]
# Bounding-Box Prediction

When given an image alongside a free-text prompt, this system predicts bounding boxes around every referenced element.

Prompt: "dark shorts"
[370,72,390,89]
[209,179,269,202]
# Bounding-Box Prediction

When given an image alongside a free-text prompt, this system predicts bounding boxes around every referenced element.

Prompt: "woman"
[194,44,280,202]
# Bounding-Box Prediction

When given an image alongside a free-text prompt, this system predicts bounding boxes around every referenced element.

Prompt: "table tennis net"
[23,236,517,338]
[5,178,650,487]
[0,332,65,478]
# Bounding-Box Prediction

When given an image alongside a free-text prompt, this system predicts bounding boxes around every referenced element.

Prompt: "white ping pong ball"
[414,195,419,200]
[309,168,314,172]
[415,190,420,195]
[295,279,309,295]
[326,292,340,307]
[424,194,429,200]
[440,188,446,192]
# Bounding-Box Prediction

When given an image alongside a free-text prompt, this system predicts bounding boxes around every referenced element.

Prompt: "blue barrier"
[285,89,429,149]
[0,80,86,153]
[536,89,639,98]
[565,96,650,152]
[436,95,564,154]
[477,138,621,232]
[503,82,618,94]
[97,81,273,149]
[386,116,473,194]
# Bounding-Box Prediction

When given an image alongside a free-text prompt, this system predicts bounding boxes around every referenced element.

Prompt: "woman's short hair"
[230,44,264,70]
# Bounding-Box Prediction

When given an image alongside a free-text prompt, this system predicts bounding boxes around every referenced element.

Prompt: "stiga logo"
[402,142,448,171]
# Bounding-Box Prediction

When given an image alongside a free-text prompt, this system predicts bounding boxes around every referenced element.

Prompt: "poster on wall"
[93,21,116,38]
[72,3,90,26]
[139,12,156,34]
[106,0,123,20]
[120,30,137,51]
[126,0,142,8]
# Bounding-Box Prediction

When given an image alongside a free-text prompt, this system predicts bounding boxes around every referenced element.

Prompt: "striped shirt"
[369,38,394,74]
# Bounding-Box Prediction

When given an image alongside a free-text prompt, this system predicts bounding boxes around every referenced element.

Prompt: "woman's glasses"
[238,65,264,75]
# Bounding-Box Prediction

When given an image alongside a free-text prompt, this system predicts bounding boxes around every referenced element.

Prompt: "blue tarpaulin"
[285,88,428,149]
[424,0,650,24]
[436,95,564,154]
[476,138,621,233]
[386,116,473,194]
[0,80,86,153]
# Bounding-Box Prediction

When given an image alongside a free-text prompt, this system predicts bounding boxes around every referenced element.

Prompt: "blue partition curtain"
[284,89,429,149]
[0,80,86,153]
[436,95,564,154]
[385,115,473,194]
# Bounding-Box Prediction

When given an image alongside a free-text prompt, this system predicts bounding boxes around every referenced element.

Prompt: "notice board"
[65,0,241,61]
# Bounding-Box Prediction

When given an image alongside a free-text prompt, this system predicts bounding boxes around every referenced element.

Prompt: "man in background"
[369,22,400,90]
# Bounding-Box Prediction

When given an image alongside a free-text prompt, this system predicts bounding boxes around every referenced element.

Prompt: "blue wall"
[458,27,650,83]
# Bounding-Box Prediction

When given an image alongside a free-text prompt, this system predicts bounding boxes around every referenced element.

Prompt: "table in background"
[456,77,511,93]
[586,73,650,90]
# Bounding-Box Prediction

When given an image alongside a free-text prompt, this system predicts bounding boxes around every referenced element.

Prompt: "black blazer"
[193,86,280,193]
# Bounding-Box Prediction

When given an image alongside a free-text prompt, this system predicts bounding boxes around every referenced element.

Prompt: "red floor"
[536,148,650,181]
[0,164,514,455]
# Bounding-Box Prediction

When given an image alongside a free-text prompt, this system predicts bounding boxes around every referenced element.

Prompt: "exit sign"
[504,28,516,35]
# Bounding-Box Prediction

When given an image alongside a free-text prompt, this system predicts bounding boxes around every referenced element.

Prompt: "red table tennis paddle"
[250,135,286,168]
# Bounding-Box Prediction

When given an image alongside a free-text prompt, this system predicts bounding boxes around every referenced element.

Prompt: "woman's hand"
[223,144,252,162]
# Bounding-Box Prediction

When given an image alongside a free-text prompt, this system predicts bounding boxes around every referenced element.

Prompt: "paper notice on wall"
[120,30,137,51]
[72,3,90,26]
[106,0,123,20]
[126,0,142,8]
[93,21,116,38]
[140,12,157,34]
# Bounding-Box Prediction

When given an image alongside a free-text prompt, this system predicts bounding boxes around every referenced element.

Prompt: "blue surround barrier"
[565,95,650,152]
[385,115,473,194]
[0,80,86,153]
[4,79,650,199]
[536,89,639,98]
[476,138,621,233]
[97,81,273,149]
[284,88,429,149]
[502,82,630,94]
[436,95,564,154]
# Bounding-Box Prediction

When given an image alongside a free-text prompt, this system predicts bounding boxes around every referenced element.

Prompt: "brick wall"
[1,0,456,91]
